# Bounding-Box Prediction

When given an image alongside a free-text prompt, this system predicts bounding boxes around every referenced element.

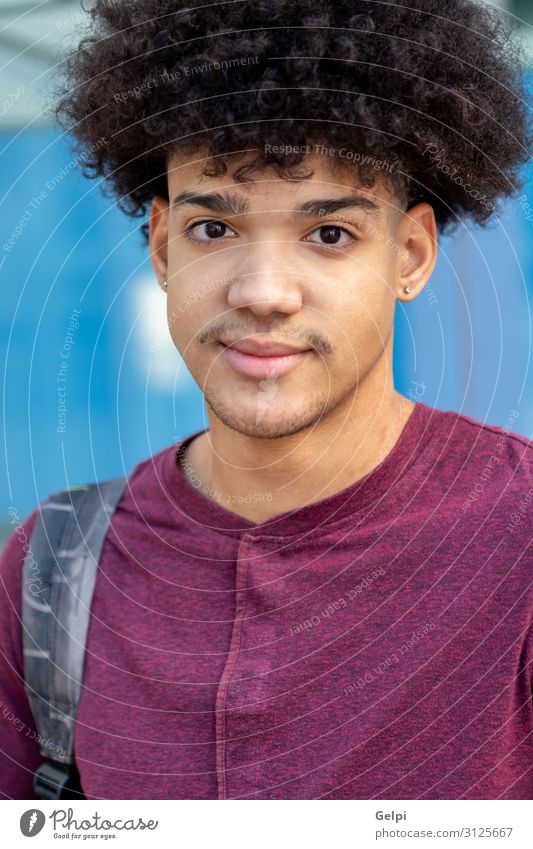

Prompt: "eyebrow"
[171,190,381,219]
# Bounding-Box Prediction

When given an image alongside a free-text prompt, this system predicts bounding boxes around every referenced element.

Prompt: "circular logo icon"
[20,809,46,837]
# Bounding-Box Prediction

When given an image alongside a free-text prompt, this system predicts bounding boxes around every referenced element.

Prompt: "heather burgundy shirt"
[1,401,532,800]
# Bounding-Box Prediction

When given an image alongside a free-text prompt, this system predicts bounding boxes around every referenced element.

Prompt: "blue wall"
[1,125,532,524]
[393,189,533,426]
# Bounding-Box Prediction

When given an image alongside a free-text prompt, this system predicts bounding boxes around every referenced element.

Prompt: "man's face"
[151,149,422,439]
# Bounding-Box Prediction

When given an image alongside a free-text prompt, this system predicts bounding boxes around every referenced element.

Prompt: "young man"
[1,0,532,800]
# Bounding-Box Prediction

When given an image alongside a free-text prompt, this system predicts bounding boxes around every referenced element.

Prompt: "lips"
[219,338,312,379]
[222,338,311,357]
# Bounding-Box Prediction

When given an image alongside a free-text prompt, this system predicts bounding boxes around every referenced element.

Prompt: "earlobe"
[149,196,170,289]
[396,202,438,301]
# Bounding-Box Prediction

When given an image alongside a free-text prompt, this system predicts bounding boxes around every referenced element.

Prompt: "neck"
[179,361,416,523]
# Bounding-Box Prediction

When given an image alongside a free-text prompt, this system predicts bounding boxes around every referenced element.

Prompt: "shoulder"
[422,404,532,482]
[445,407,531,483]
[414,403,532,529]
[0,474,131,608]
[427,406,533,537]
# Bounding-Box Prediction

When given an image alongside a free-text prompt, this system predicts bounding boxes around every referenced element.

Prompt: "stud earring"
[403,286,412,294]
[162,278,168,289]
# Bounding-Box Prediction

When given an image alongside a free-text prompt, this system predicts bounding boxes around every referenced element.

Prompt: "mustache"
[196,322,333,356]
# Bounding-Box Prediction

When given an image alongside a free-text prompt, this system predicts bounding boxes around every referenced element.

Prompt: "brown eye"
[320,226,343,244]
[184,219,237,243]
[305,225,356,249]
[203,221,226,239]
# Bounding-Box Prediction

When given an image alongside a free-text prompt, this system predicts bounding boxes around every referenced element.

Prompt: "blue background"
[1,120,532,533]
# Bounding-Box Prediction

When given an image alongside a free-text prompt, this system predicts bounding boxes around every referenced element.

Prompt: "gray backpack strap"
[22,476,128,798]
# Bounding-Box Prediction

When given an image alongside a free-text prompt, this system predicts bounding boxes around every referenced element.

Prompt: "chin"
[222,418,314,440]
[205,393,330,440]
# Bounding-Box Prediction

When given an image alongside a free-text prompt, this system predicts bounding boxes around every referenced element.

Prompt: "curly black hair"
[52,0,532,244]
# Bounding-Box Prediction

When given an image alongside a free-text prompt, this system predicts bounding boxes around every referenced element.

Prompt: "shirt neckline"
[161,400,440,539]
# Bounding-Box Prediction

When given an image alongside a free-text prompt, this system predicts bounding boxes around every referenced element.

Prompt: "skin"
[149,148,437,522]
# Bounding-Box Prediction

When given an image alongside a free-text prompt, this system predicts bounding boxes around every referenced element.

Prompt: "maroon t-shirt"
[1,401,532,799]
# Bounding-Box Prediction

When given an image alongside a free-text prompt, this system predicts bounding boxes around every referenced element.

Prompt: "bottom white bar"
[4,799,532,848]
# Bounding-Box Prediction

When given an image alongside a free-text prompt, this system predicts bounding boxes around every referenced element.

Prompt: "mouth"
[219,342,313,380]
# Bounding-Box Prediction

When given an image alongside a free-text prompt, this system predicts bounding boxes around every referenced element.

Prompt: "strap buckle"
[34,760,85,800]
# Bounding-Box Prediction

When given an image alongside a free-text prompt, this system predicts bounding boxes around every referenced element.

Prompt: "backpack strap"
[22,476,128,799]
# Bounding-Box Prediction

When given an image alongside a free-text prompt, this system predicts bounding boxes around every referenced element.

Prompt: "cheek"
[353,262,397,322]
[322,281,395,368]
[166,298,192,354]
[166,294,222,372]
[321,272,393,336]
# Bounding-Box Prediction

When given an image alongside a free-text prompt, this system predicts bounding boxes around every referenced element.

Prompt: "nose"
[226,241,303,317]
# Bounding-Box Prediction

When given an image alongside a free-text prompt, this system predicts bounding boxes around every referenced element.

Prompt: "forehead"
[166,148,399,219]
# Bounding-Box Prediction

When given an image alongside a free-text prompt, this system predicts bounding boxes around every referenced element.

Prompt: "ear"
[149,196,170,291]
[394,202,438,301]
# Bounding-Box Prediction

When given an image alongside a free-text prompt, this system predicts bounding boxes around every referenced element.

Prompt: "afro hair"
[53,0,533,243]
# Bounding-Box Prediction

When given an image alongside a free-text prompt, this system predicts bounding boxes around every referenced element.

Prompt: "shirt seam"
[451,413,533,453]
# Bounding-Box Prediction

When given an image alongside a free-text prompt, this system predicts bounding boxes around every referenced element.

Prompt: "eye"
[304,225,357,250]
[184,219,237,243]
